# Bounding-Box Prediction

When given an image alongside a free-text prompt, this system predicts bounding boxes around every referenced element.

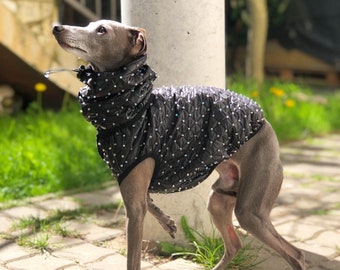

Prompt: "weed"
[11,203,118,251]
[160,216,263,269]
[17,233,50,253]
[336,245,340,254]
[52,223,80,238]
[226,241,264,269]
[311,174,328,181]
[309,208,331,216]
[119,248,127,256]
[309,203,340,216]
[0,232,15,241]
[11,202,118,240]
[12,216,45,231]
[311,174,339,182]
[326,187,339,193]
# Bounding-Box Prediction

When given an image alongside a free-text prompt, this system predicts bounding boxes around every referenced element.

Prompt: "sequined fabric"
[78,55,264,193]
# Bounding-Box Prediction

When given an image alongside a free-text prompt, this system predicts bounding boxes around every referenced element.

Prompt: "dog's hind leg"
[147,194,177,238]
[207,161,242,270]
[119,158,155,270]
[232,121,305,270]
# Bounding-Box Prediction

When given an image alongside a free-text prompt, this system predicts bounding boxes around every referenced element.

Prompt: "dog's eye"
[97,26,107,34]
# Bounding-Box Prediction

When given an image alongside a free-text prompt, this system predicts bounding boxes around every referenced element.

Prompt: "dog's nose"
[53,25,64,34]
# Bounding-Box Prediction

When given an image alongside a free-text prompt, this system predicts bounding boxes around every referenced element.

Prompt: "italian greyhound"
[52,20,305,270]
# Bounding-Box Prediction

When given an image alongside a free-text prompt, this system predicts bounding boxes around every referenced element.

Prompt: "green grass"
[228,77,340,141]
[0,102,112,202]
[17,233,50,253]
[9,202,119,252]
[11,202,120,233]
[160,216,263,269]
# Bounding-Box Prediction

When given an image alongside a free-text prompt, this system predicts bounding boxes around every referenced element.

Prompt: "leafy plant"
[160,216,263,269]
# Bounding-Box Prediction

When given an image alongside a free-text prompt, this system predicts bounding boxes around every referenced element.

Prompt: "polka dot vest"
[78,55,264,193]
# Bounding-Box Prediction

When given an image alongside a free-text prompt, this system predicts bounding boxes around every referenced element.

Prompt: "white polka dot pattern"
[77,55,264,193]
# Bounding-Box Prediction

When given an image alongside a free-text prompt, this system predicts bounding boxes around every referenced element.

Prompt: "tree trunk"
[246,0,268,85]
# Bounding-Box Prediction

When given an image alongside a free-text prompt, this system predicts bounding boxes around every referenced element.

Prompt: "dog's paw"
[166,219,177,239]
[158,218,177,239]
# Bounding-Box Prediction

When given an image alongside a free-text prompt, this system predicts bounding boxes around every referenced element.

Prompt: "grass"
[10,202,120,231]
[160,216,263,269]
[17,233,50,253]
[9,202,119,252]
[0,102,112,202]
[228,77,340,141]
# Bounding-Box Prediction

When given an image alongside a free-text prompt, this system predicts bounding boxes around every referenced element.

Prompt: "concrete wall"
[0,0,82,96]
[122,0,225,88]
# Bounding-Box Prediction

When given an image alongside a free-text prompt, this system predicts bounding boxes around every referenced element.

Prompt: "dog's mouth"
[58,41,87,54]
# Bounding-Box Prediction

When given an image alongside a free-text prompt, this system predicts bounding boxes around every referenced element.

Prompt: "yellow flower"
[251,90,259,98]
[269,87,285,97]
[34,82,47,92]
[285,99,295,107]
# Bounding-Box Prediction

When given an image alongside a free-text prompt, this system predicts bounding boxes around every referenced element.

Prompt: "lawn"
[0,102,112,202]
[228,77,340,141]
[1,79,340,202]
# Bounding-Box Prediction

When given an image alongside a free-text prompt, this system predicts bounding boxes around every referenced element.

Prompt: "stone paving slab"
[34,198,80,212]
[6,253,77,270]
[0,134,339,269]
[2,206,48,220]
[0,214,13,233]
[47,235,84,250]
[155,258,203,269]
[0,239,32,262]
[52,242,116,264]
[85,253,155,270]
[64,221,123,242]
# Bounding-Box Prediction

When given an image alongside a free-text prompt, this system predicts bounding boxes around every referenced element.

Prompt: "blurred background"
[0,0,339,201]
[1,0,339,111]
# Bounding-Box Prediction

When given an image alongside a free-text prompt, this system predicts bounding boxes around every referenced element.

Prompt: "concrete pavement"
[0,134,339,269]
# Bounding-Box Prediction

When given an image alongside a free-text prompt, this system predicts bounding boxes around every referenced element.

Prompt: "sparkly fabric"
[78,55,264,193]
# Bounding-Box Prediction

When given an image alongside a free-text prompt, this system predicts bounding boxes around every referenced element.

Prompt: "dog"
[52,20,305,270]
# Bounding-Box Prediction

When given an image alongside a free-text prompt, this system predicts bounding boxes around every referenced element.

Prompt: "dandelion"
[269,87,285,97]
[250,90,259,98]
[285,99,295,108]
[34,82,47,113]
[34,83,47,92]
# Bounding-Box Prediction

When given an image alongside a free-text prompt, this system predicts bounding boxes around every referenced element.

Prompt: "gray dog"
[52,20,305,270]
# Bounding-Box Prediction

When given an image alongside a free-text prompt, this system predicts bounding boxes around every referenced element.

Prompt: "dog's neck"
[77,55,157,131]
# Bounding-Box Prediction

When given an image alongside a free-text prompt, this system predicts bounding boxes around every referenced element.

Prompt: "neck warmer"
[77,55,264,193]
[78,55,157,130]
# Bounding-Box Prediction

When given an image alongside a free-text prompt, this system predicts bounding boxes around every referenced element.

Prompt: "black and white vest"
[78,55,264,193]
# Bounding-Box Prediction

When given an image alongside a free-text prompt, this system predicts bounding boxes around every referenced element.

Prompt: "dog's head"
[53,20,147,72]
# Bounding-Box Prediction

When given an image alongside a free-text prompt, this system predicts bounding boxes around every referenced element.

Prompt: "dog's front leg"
[119,158,155,270]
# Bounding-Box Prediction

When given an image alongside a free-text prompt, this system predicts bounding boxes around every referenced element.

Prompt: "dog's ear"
[129,27,147,56]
